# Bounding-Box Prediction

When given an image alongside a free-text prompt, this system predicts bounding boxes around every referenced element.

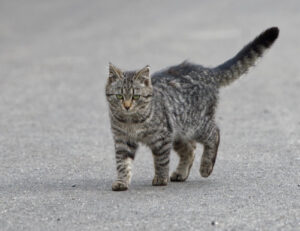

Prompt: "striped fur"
[214,27,279,87]
[106,27,279,191]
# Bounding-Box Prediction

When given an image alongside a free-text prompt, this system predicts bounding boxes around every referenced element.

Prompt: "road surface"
[0,0,299,230]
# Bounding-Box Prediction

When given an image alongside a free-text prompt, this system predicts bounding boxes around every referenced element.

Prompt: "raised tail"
[213,27,279,87]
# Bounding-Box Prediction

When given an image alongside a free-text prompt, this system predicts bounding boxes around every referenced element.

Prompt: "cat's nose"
[123,100,132,110]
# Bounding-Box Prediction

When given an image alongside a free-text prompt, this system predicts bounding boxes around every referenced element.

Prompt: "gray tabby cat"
[105,27,279,191]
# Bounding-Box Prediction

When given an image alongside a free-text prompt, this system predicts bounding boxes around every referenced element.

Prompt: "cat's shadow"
[131,178,217,192]
[1,177,218,195]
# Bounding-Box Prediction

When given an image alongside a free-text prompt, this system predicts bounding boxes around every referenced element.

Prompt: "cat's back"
[151,61,218,100]
[151,61,216,87]
[151,61,219,129]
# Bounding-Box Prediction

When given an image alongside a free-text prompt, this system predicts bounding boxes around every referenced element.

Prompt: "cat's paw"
[152,175,168,186]
[200,160,213,177]
[112,180,128,191]
[170,171,187,182]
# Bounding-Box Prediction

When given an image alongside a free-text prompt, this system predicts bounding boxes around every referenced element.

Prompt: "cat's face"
[106,63,153,115]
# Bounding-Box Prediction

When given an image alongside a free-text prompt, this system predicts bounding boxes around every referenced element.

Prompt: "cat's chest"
[116,122,147,140]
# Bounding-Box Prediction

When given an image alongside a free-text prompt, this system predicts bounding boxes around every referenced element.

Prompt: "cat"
[105,27,279,191]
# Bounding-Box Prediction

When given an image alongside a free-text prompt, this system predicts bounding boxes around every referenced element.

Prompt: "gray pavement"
[0,0,299,230]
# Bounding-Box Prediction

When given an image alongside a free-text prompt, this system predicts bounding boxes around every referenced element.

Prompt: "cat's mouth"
[121,109,136,115]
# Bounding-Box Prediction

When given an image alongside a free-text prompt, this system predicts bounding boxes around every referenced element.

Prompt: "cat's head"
[105,63,153,115]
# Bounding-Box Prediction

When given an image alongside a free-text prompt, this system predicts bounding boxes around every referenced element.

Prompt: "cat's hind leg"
[194,121,220,177]
[170,138,196,182]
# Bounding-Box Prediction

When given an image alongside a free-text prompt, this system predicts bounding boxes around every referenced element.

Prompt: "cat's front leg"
[150,136,172,186]
[112,138,138,191]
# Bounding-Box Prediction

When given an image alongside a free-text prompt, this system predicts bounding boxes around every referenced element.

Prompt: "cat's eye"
[116,94,123,100]
[132,95,140,100]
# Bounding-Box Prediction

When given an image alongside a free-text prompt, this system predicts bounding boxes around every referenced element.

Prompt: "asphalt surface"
[0,1,299,230]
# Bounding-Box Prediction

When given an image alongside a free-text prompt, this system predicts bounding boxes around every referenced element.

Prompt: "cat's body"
[106,27,279,191]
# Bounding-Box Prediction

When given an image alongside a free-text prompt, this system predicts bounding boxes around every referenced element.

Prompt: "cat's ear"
[108,62,122,82]
[134,65,151,86]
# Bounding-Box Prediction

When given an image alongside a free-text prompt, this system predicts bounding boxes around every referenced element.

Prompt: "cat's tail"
[213,27,279,87]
